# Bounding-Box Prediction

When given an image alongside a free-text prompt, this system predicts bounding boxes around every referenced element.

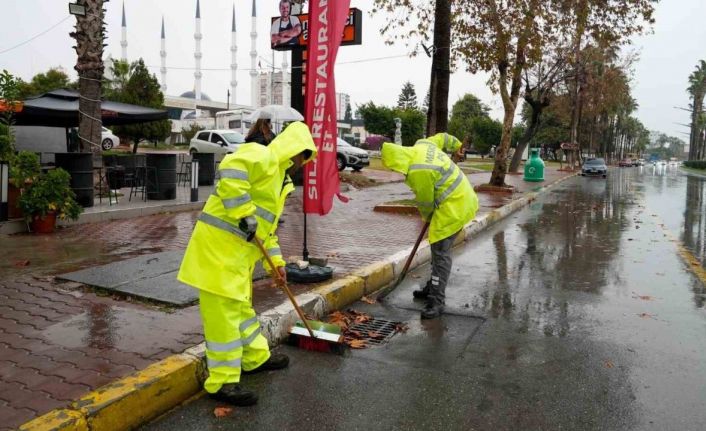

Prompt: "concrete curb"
[0,200,206,235]
[21,172,576,430]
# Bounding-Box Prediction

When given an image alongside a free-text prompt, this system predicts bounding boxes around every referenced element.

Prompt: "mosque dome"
[179,90,211,101]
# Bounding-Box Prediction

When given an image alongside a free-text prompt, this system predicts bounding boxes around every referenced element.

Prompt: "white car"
[101,127,120,150]
[189,129,245,155]
[337,138,370,171]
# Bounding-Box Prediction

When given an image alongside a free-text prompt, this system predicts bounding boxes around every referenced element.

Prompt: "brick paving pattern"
[0,167,570,428]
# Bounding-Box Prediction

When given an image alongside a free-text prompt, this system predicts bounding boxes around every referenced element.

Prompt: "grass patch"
[137,142,183,151]
[339,172,379,188]
[680,166,706,176]
[385,199,417,206]
[366,157,389,171]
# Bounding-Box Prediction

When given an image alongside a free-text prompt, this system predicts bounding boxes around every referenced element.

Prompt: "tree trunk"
[569,0,588,151]
[71,0,104,156]
[509,100,543,173]
[489,108,516,185]
[426,0,451,136]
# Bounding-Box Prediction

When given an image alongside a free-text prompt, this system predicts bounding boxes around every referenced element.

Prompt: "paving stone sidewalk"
[0,167,570,429]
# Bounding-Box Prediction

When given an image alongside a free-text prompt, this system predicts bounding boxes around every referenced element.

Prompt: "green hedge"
[683,161,706,170]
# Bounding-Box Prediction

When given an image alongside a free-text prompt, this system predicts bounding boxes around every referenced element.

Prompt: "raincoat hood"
[381,142,414,174]
[418,133,462,153]
[268,121,318,166]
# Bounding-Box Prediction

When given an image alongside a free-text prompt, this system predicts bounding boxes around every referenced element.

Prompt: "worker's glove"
[270,266,287,289]
[239,216,258,242]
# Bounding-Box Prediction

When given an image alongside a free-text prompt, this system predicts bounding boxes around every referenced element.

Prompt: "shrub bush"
[684,161,706,170]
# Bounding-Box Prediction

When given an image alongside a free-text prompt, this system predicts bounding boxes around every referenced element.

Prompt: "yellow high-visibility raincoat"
[177,122,317,392]
[381,142,478,244]
[416,133,462,154]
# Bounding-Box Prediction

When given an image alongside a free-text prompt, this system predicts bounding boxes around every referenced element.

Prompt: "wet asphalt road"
[144,165,706,431]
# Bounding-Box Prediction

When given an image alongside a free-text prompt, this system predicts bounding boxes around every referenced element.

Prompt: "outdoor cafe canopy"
[2,89,168,127]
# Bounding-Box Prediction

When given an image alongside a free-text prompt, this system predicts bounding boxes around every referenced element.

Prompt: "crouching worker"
[178,122,317,406]
[381,138,478,319]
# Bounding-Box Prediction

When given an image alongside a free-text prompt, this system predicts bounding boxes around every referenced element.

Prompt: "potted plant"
[8,151,40,219]
[19,168,83,233]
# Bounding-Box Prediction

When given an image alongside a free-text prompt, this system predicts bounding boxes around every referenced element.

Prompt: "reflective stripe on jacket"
[381,142,478,244]
[177,122,317,301]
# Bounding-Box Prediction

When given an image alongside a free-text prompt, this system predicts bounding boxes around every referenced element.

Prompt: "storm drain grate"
[345,318,401,346]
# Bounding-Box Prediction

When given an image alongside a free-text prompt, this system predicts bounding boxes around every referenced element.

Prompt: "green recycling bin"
[524,148,545,182]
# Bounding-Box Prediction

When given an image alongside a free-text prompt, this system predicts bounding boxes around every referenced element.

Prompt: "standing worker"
[381,136,478,319]
[178,122,317,406]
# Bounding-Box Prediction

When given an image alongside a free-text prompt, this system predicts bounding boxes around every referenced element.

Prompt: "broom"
[391,221,430,290]
[253,237,345,354]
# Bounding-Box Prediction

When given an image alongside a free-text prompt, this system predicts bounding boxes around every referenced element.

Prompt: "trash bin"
[146,153,177,200]
[54,152,94,207]
[192,152,215,185]
[524,148,545,182]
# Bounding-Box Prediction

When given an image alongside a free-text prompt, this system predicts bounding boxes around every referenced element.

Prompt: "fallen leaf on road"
[348,330,363,338]
[360,295,376,304]
[604,361,614,369]
[633,295,653,301]
[13,260,30,267]
[638,313,654,319]
[214,406,233,418]
[395,323,409,333]
[346,339,367,349]
[328,311,351,330]
[368,331,383,339]
[411,274,422,279]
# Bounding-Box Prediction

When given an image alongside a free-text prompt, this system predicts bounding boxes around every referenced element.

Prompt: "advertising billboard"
[271,6,362,51]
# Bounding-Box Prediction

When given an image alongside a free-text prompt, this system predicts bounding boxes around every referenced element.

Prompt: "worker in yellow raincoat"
[382,138,478,318]
[178,122,317,406]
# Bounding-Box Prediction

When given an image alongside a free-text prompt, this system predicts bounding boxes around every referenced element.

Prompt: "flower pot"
[30,211,57,234]
[8,183,23,219]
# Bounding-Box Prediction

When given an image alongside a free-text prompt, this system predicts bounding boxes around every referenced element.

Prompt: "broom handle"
[254,237,316,338]
[397,221,430,283]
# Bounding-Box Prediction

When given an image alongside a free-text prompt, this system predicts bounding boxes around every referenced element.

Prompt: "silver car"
[189,129,245,155]
[337,138,370,171]
[581,158,608,178]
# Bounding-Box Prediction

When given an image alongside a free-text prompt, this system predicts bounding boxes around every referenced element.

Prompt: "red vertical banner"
[303,0,351,215]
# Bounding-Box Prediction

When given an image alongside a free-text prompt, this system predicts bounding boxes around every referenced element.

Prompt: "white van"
[215,109,255,135]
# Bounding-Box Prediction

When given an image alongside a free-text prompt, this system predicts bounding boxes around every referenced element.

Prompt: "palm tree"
[70,0,105,154]
[687,60,706,160]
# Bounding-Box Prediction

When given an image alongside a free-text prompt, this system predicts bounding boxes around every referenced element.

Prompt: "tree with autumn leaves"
[373,0,656,187]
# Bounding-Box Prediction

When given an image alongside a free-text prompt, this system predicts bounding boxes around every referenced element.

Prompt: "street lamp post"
[190,159,199,202]
[0,161,9,221]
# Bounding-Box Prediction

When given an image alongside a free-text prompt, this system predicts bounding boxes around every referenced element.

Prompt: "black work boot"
[412,281,432,300]
[209,384,258,406]
[242,353,289,375]
[421,301,444,319]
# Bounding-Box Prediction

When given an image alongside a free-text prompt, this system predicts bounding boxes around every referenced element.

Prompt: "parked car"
[581,158,607,178]
[618,158,633,167]
[337,138,370,171]
[101,127,120,151]
[189,129,245,154]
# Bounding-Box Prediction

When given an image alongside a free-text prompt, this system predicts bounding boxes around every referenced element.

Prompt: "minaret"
[194,0,203,102]
[160,16,167,93]
[120,2,128,61]
[230,5,237,106]
[250,0,258,108]
[282,52,290,107]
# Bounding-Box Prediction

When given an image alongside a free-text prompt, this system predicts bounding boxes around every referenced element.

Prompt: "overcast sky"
[0,0,701,140]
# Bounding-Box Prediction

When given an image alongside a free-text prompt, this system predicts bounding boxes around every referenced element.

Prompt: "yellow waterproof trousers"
[199,290,271,393]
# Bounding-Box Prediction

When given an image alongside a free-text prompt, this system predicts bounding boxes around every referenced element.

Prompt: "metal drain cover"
[346,318,401,346]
